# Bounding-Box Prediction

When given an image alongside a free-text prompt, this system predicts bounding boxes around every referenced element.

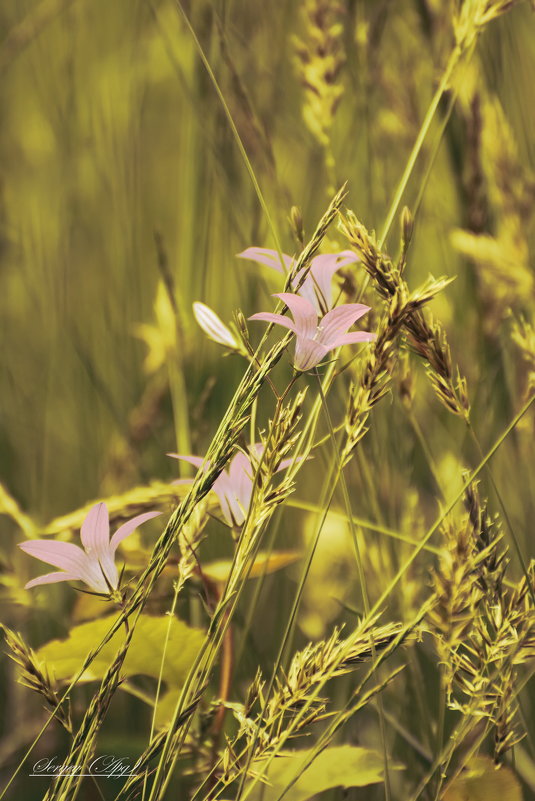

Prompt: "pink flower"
[249,292,375,371]
[169,445,298,528]
[237,247,358,314]
[19,503,162,594]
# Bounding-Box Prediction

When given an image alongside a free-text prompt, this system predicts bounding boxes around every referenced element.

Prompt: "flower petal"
[331,331,377,347]
[110,511,163,553]
[274,293,318,339]
[228,453,254,515]
[193,302,237,349]
[248,312,297,333]
[307,255,343,310]
[318,304,371,345]
[237,247,293,273]
[25,571,79,589]
[293,336,331,371]
[18,540,88,578]
[212,471,246,527]
[332,250,359,267]
[309,255,341,311]
[293,252,358,312]
[79,503,119,590]
[168,453,208,470]
[80,503,110,554]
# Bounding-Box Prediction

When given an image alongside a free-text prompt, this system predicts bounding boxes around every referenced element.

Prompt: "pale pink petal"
[291,268,319,311]
[332,250,359,267]
[248,443,265,462]
[213,492,235,527]
[309,255,341,311]
[219,487,248,526]
[248,312,297,333]
[212,471,245,527]
[19,534,118,593]
[168,453,208,470]
[79,503,117,589]
[274,293,318,339]
[80,503,110,554]
[18,540,88,578]
[193,302,237,349]
[229,452,254,481]
[110,511,163,553]
[293,336,331,371]
[331,331,377,347]
[293,252,358,312]
[228,499,247,526]
[229,453,254,513]
[237,247,293,273]
[318,304,371,345]
[25,571,80,589]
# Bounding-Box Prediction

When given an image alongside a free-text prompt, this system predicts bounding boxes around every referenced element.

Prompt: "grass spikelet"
[511,317,535,398]
[341,211,471,420]
[429,482,535,764]
[452,92,535,326]
[43,628,133,801]
[214,617,406,789]
[453,0,525,51]
[1,625,72,733]
[293,0,345,184]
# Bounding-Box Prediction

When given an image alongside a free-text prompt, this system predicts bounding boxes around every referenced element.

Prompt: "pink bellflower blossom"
[19,503,162,594]
[169,444,299,528]
[249,292,375,372]
[237,247,359,314]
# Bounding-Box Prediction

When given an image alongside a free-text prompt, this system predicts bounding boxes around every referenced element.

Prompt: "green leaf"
[248,745,392,801]
[442,756,522,801]
[37,614,204,689]
[153,689,181,728]
[203,550,301,584]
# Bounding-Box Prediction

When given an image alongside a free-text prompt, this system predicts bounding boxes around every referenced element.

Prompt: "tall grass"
[1,1,535,799]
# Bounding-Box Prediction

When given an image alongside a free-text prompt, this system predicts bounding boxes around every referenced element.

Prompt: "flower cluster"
[20,245,374,592]
[194,246,375,371]
[238,247,358,314]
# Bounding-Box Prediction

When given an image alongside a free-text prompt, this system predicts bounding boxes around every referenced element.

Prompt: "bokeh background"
[1,0,535,799]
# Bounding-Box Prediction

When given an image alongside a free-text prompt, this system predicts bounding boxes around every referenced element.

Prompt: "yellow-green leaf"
[248,745,392,801]
[442,757,522,801]
[37,614,204,689]
[203,550,301,584]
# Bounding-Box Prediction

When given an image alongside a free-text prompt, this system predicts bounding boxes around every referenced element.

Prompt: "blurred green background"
[1,0,535,798]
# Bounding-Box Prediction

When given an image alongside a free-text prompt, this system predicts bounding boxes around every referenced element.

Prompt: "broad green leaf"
[37,614,204,689]
[442,756,522,801]
[248,745,391,801]
[153,689,181,728]
[43,482,188,537]
[203,550,301,584]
